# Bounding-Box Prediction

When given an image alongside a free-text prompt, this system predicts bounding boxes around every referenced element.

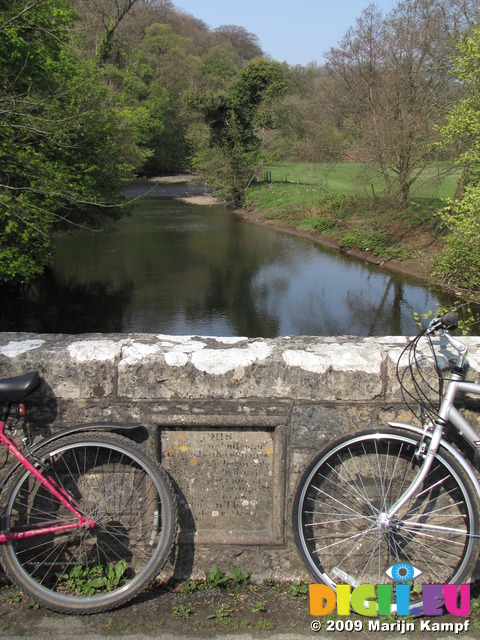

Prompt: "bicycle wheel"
[293,430,479,608]
[0,433,177,614]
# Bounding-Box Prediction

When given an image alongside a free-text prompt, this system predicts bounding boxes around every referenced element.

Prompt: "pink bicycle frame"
[0,421,95,542]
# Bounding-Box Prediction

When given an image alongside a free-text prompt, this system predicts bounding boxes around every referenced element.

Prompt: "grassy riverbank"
[245,162,460,284]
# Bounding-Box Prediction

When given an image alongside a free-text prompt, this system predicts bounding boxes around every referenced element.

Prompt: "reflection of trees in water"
[367,278,405,336]
[200,263,279,338]
[183,219,280,337]
[0,269,133,333]
[345,277,413,336]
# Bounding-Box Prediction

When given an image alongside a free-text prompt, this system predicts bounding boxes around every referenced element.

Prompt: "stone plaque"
[161,428,283,544]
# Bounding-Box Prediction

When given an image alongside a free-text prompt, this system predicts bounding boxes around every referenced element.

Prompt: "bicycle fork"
[387,368,467,522]
[0,423,95,542]
[386,425,442,520]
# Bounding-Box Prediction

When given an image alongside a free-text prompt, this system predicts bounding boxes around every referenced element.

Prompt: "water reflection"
[251,239,436,335]
[0,189,456,336]
[0,274,133,333]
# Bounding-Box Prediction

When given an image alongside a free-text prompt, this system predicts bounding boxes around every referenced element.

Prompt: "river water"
[0,182,456,337]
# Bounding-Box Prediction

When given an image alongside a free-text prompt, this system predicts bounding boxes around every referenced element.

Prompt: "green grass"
[250,161,460,219]
[254,161,459,202]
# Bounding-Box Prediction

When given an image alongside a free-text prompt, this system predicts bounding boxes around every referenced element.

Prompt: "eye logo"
[386,563,422,582]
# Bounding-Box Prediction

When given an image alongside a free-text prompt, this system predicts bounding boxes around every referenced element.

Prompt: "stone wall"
[1,332,479,583]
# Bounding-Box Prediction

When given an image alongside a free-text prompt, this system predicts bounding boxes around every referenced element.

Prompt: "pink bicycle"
[0,372,177,614]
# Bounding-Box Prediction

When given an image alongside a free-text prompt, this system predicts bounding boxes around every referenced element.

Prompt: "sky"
[172,0,400,66]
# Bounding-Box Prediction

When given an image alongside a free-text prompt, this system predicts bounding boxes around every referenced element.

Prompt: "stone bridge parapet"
[1,333,479,582]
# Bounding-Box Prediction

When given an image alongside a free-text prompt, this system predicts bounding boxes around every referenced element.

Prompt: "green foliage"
[439,26,480,184]
[207,604,233,620]
[435,27,480,299]
[0,0,132,284]
[341,228,387,252]
[172,604,192,618]
[433,185,480,295]
[413,302,480,336]
[0,0,72,88]
[201,47,238,89]
[110,57,170,170]
[180,565,250,594]
[205,565,231,589]
[131,23,199,173]
[298,217,336,233]
[187,59,286,206]
[317,193,359,214]
[341,228,406,260]
[256,617,276,630]
[231,565,250,586]
[56,560,128,596]
[0,201,54,283]
[6,589,21,605]
[180,580,199,595]
[288,582,309,598]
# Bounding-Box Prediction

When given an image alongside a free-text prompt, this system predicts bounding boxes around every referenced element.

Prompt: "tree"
[97,0,139,62]
[71,0,140,62]
[123,22,201,174]
[435,25,480,296]
[434,185,480,293]
[213,25,263,66]
[201,46,238,91]
[326,0,465,207]
[0,0,132,284]
[187,58,285,206]
[262,64,343,162]
[439,24,480,189]
[107,59,170,172]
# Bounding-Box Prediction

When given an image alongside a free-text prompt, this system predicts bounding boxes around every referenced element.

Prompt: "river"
[0,181,457,337]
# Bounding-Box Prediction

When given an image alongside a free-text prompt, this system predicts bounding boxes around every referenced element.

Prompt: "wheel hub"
[377,512,391,531]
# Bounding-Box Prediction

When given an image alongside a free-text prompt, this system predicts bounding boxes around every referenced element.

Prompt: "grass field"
[249,161,460,209]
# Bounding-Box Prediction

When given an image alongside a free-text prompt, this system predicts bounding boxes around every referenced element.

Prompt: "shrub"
[298,217,336,232]
[341,228,406,260]
[434,186,480,294]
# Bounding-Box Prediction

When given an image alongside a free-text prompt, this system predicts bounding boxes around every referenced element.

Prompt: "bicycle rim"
[0,434,176,614]
[293,430,478,608]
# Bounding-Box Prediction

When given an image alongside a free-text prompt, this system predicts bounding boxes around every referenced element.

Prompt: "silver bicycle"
[293,312,480,605]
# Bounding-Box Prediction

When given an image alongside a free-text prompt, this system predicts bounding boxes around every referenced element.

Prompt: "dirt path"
[0,580,473,639]
[0,584,472,640]
[0,580,322,638]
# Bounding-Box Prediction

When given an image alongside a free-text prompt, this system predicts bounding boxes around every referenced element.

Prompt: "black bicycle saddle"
[0,372,40,401]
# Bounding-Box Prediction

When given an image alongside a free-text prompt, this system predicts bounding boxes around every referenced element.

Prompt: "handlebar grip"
[427,311,459,334]
[439,312,458,329]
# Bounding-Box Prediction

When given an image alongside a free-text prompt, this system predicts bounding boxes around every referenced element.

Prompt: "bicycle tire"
[0,433,177,614]
[293,429,479,611]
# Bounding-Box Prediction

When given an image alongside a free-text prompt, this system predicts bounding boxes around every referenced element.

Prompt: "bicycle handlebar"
[426,312,459,334]
[426,311,467,367]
